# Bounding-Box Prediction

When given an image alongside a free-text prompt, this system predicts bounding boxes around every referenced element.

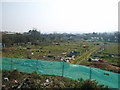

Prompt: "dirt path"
[76,44,103,64]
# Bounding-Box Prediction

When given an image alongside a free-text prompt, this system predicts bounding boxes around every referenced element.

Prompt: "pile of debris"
[61,55,75,63]
[88,58,107,62]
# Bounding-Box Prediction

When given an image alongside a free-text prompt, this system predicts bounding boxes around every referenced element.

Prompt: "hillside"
[2,70,109,89]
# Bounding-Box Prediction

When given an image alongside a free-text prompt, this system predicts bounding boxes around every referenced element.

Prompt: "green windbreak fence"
[0,57,119,88]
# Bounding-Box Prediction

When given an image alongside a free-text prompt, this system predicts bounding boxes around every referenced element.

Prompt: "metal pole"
[11,58,12,72]
[62,61,64,77]
[90,67,91,80]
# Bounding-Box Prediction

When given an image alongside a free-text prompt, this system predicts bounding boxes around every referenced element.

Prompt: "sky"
[1,0,119,34]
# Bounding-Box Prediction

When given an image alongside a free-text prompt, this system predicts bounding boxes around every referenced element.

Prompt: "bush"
[31,71,41,79]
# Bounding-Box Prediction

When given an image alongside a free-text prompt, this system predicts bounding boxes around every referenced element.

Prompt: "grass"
[75,43,103,64]
[2,41,96,61]
[74,42,120,65]
[89,42,119,65]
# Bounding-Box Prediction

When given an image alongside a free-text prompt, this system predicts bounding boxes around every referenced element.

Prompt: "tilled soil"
[83,62,120,73]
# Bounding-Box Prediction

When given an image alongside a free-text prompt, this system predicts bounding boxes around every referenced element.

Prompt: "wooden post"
[11,58,12,72]
[90,67,91,80]
[62,61,64,77]
[36,59,38,72]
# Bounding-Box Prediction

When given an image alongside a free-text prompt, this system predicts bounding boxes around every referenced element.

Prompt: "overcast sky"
[1,0,119,34]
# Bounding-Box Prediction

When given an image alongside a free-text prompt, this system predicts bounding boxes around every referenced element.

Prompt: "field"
[89,42,119,65]
[2,41,96,61]
[2,41,120,73]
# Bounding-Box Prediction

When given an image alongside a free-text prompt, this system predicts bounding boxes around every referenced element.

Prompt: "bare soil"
[83,62,120,73]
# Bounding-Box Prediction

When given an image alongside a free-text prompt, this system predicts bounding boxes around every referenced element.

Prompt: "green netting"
[2,57,11,71]
[64,63,90,80]
[0,57,119,89]
[12,58,37,73]
[91,67,118,88]
[37,60,62,76]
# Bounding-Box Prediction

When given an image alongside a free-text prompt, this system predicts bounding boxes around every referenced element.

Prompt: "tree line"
[1,29,119,47]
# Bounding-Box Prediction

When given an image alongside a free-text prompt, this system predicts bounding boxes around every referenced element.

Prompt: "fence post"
[90,67,91,80]
[62,61,64,77]
[11,58,13,72]
[36,59,38,72]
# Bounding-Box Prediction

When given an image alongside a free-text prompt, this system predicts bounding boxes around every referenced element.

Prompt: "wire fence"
[1,57,119,88]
